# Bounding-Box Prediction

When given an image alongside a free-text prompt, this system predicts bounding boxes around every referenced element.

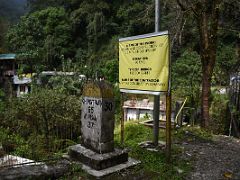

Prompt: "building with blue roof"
[0,54,16,60]
[0,54,17,97]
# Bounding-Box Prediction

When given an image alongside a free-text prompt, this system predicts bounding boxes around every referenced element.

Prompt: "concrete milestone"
[68,81,129,171]
[81,81,115,153]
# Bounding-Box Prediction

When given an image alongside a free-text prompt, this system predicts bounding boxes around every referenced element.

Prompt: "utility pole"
[155,0,160,32]
[154,1,171,163]
[153,0,160,146]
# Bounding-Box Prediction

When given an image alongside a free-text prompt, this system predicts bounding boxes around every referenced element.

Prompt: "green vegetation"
[174,126,213,143]
[0,87,81,160]
[0,0,27,52]
[0,105,215,179]
[0,0,239,178]
[210,92,229,135]
[58,122,196,179]
[172,50,202,108]
[114,122,192,180]
[1,1,238,129]
[7,7,73,72]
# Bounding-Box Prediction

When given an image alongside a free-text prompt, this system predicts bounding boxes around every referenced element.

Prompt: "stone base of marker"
[68,144,129,170]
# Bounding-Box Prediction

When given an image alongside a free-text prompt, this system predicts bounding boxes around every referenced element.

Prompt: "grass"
[113,121,192,180]
[59,121,192,179]
[173,126,213,143]
[58,163,90,180]
[3,121,214,179]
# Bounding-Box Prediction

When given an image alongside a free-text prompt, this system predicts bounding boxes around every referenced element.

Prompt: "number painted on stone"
[88,106,94,114]
[104,102,113,111]
[87,121,95,128]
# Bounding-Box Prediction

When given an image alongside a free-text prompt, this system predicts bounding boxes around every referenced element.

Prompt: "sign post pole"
[155,0,160,32]
[121,93,125,145]
[119,1,170,151]
[166,92,172,162]
[153,0,160,146]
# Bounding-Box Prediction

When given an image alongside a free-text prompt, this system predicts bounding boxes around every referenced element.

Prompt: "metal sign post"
[121,93,124,145]
[118,0,171,161]
[166,93,172,162]
[155,0,160,32]
[154,0,171,162]
[153,0,160,146]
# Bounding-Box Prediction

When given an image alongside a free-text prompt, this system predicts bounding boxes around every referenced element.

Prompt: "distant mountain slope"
[0,0,28,22]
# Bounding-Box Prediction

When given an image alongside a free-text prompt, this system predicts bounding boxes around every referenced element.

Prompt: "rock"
[223,171,233,179]
[175,167,184,174]
[0,159,71,180]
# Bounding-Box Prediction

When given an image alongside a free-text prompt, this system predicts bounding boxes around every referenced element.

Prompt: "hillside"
[0,0,27,22]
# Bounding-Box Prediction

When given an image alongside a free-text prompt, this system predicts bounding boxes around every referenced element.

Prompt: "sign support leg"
[121,93,125,145]
[153,95,160,146]
[166,92,172,163]
[153,0,161,147]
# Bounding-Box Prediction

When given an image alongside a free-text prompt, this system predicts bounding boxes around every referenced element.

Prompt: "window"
[20,85,25,92]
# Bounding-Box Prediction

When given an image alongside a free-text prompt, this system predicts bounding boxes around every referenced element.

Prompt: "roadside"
[177,128,240,180]
[1,124,240,180]
[61,125,240,180]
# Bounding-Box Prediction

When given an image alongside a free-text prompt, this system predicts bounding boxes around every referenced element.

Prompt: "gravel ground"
[181,134,240,180]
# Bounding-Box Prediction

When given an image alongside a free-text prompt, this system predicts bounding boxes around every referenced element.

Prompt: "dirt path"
[181,134,240,180]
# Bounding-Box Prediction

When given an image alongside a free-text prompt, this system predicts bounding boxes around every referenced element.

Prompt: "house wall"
[124,107,174,122]
[139,109,153,119]
[126,109,137,121]
[16,84,30,97]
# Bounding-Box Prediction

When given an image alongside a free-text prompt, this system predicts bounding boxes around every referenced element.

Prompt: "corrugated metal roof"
[0,54,16,60]
[123,99,166,111]
[13,75,32,85]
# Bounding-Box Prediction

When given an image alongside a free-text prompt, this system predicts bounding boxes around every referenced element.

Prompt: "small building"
[0,54,16,76]
[38,71,86,84]
[13,75,32,97]
[0,54,16,97]
[123,99,174,122]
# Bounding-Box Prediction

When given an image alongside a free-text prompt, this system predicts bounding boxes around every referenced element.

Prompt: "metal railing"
[229,71,240,137]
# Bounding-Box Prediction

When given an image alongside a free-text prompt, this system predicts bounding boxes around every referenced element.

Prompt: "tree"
[172,50,202,106]
[175,0,240,128]
[213,44,237,86]
[27,0,65,12]
[0,0,27,22]
[176,0,221,128]
[0,17,9,53]
[7,7,74,71]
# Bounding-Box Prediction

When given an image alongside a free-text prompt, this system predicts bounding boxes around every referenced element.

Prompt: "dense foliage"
[0,0,27,22]
[6,0,238,84]
[114,122,192,179]
[0,88,81,159]
[1,0,239,136]
[7,7,73,72]
[0,0,27,52]
[6,0,165,80]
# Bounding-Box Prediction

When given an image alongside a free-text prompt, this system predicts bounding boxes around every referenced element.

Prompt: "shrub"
[210,93,229,134]
[0,88,81,159]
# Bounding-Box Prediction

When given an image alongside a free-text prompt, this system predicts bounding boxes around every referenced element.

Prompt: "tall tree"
[0,0,27,22]
[175,0,240,128]
[27,0,64,12]
[0,17,9,53]
[7,7,74,71]
[176,0,221,128]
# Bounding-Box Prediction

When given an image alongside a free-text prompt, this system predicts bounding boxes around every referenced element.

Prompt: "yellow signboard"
[119,32,170,94]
